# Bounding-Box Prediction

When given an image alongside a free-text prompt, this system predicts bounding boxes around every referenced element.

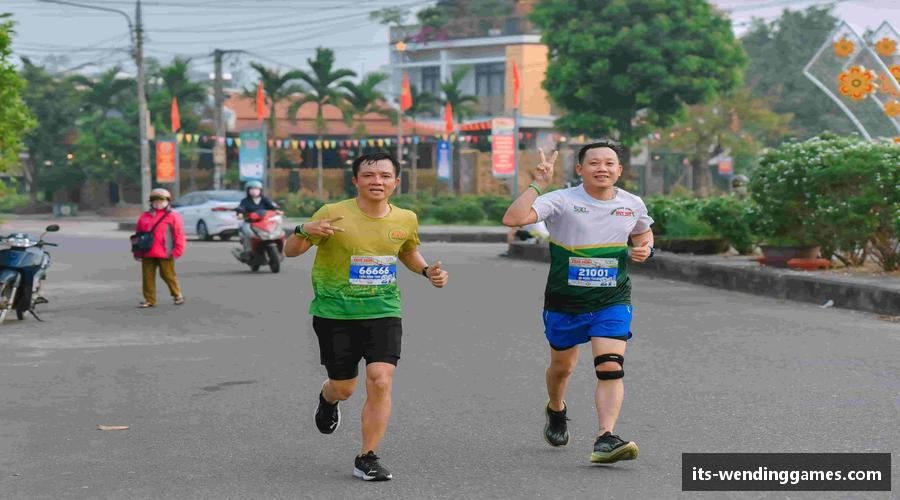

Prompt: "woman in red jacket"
[134,188,186,308]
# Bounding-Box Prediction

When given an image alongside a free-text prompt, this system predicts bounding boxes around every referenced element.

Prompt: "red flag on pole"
[444,102,454,133]
[512,63,521,108]
[256,81,265,122]
[170,97,181,132]
[400,71,413,112]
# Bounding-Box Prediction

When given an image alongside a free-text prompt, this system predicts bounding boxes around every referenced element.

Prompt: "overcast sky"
[4,0,898,85]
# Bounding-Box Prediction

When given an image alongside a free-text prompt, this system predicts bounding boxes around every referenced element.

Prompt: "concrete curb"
[507,242,900,316]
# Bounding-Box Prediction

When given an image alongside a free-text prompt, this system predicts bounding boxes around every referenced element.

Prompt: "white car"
[172,190,245,241]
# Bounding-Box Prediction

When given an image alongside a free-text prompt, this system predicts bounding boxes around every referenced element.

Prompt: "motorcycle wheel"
[220,234,233,241]
[0,281,14,323]
[16,310,25,321]
[267,245,281,273]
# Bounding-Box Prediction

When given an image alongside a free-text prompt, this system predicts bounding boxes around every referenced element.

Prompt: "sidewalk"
[507,242,900,316]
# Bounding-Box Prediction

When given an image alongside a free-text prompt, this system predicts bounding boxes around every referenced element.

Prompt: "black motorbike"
[0,225,59,323]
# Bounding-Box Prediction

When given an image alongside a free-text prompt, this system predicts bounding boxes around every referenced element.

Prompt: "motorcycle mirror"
[46,225,60,232]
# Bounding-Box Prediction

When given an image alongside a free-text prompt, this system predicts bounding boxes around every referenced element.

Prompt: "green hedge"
[283,193,514,225]
[645,195,758,255]
[750,134,899,270]
[0,181,28,213]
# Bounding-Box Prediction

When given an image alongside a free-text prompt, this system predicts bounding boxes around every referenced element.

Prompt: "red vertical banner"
[400,71,413,112]
[256,82,265,122]
[444,102,454,133]
[512,63,521,108]
[491,117,516,177]
[170,97,181,133]
[155,138,178,184]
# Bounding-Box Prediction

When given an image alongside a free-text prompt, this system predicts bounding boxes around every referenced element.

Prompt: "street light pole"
[37,0,151,209]
[135,0,151,209]
[211,49,245,190]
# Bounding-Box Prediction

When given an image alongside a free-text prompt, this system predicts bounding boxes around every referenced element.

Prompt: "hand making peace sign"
[304,216,345,237]
[534,148,558,188]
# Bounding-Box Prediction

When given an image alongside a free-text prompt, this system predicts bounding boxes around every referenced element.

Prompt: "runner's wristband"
[528,183,543,196]
[421,266,429,277]
[294,223,310,239]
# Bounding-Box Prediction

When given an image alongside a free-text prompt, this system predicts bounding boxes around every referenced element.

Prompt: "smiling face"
[352,159,400,202]
[576,147,622,191]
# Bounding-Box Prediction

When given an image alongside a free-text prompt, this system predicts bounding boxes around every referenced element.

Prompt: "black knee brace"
[594,353,624,380]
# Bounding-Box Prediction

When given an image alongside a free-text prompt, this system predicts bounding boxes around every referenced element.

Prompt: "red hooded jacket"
[134,209,185,259]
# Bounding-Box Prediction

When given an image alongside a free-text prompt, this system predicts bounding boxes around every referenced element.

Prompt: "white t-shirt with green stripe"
[533,185,653,313]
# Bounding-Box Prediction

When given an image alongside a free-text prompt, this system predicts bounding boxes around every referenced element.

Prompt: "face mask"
[249,189,261,198]
[152,200,169,210]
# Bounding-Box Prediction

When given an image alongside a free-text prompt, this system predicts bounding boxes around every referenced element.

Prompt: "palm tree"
[289,47,356,199]
[150,57,207,133]
[245,63,305,191]
[404,84,439,195]
[71,66,133,132]
[149,58,208,191]
[440,66,479,194]
[339,72,391,154]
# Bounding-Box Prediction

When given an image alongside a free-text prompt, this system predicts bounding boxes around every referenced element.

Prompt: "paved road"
[0,221,897,499]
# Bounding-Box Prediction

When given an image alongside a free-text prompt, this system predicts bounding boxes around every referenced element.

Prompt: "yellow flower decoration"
[875,37,897,57]
[834,38,855,57]
[895,137,900,144]
[879,73,900,97]
[891,64,900,81]
[885,100,900,118]
[838,66,875,100]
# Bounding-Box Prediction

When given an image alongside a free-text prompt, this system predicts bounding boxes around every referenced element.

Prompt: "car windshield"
[205,191,245,202]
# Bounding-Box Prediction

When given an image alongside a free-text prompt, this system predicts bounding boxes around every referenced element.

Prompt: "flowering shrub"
[750,134,899,270]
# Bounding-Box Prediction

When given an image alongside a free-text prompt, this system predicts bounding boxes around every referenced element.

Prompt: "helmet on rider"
[149,188,172,201]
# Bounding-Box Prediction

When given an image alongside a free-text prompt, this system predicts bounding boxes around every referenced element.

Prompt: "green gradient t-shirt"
[306,198,420,320]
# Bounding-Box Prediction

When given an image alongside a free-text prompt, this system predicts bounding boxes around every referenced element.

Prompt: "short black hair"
[577,140,623,164]
[352,152,400,177]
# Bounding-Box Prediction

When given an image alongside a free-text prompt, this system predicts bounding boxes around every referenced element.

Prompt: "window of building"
[475,63,505,96]
[421,66,440,94]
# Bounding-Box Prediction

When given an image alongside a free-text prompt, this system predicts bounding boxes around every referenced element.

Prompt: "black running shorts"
[312,316,402,380]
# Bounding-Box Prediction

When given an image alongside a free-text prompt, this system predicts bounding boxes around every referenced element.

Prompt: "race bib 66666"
[349,256,397,285]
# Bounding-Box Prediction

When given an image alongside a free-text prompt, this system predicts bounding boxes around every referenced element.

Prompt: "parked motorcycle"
[230,210,285,273]
[0,225,59,323]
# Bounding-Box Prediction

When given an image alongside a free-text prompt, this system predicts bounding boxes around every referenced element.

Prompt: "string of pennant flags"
[168,131,539,149]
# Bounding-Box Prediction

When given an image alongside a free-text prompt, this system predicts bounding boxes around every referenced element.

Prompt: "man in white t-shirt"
[502,140,654,464]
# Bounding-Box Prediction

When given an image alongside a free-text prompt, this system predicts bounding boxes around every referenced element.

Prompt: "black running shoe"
[590,431,639,463]
[543,400,570,447]
[314,386,340,434]
[353,451,393,481]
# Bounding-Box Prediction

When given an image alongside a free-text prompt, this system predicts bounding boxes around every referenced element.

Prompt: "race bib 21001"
[567,257,618,288]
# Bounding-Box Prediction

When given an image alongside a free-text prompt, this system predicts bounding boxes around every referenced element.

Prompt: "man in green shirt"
[285,152,448,481]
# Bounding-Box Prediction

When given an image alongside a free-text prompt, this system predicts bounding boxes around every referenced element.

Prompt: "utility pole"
[211,49,245,190]
[135,0,151,209]
[38,0,150,207]
[213,50,226,190]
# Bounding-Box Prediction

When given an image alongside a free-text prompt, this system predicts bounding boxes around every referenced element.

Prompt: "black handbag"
[130,211,170,253]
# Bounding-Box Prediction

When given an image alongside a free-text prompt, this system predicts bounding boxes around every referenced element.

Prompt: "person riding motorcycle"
[236,180,283,255]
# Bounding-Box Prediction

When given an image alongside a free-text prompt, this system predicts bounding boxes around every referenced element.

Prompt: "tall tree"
[404,84,439,195]
[339,72,391,148]
[149,57,208,133]
[741,6,854,139]
[439,66,479,194]
[70,68,138,204]
[289,47,356,199]
[656,88,794,196]
[530,0,746,169]
[0,14,35,174]
[19,59,83,204]
[245,62,305,191]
